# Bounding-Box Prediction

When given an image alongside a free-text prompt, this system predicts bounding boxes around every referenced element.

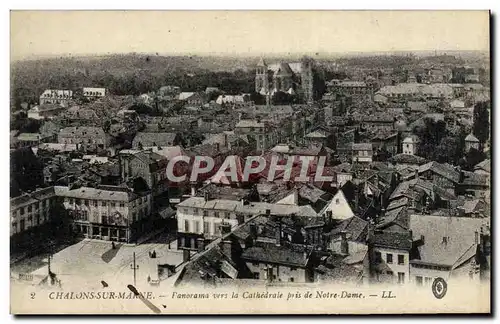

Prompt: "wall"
[322,190,354,220]
[374,247,410,285]
[245,261,306,283]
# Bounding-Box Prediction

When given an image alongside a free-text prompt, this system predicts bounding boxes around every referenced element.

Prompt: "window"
[193,208,199,216]
[102,215,108,224]
[20,207,25,215]
[416,276,423,286]
[28,205,32,213]
[93,201,98,207]
[290,267,297,271]
[20,220,25,231]
[194,221,200,233]
[424,277,432,285]
[375,251,382,263]
[398,254,405,265]
[102,201,107,207]
[203,210,208,217]
[184,220,190,232]
[35,203,39,210]
[111,202,116,208]
[387,271,394,276]
[398,272,405,284]
[84,200,89,207]
[335,198,340,204]
[253,272,260,279]
[386,253,393,264]
[252,262,259,267]
[289,277,295,282]
[203,221,210,233]
[214,211,219,218]
[120,203,125,208]
[12,222,17,233]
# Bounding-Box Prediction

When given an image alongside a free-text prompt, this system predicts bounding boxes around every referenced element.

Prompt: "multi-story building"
[371,230,412,285]
[118,149,169,197]
[39,89,73,105]
[54,185,152,243]
[326,80,374,96]
[176,196,317,251]
[402,135,419,155]
[83,87,106,98]
[10,187,57,238]
[352,143,373,164]
[58,126,110,151]
[235,119,277,152]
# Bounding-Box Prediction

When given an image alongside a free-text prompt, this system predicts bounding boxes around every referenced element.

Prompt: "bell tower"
[255,57,269,94]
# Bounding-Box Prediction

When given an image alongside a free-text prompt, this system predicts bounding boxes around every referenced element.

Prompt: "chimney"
[475,231,479,245]
[249,223,258,238]
[197,237,205,252]
[183,249,191,263]
[409,230,413,241]
[203,191,209,202]
[420,235,425,244]
[220,239,233,259]
[340,230,349,255]
[275,221,282,246]
[220,223,232,235]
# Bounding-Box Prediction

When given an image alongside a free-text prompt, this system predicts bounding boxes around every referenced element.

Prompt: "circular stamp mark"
[432,277,448,299]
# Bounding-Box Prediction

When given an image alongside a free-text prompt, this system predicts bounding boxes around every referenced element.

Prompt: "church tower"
[300,56,314,104]
[255,57,269,94]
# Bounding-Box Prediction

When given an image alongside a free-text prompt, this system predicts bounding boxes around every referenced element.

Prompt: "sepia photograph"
[9,10,491,314]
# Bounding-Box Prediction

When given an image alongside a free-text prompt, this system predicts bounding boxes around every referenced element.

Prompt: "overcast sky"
[10,11,490,60]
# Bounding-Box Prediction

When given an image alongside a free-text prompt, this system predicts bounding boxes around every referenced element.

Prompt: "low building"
[58,126,110,151]
[27,104,66,120]
[39,89,73,105]
[465,133,480,151]
[132,132,183,149]
[352,143,373,164]
[371,230,412,285]
[402,135,419,155]
[409,214,490,286]
[83,87,106,98]
[16,133,54,148]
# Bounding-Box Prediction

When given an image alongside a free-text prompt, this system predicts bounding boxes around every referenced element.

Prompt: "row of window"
[65,198,127,208]
[12,214,48,234]
[180,208,232,219]
[15,199,52,216]
[64,196,147,208]
[415,276,434,286]
[375,252,406,265]
[378,270,406,284]
[182,219,224,235]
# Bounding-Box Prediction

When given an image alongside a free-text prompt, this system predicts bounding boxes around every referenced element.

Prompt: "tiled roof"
[409,214,488,266]
[53,186,141,202]
[372,230,412,250]
[241,241,310,267]
[418,161,460,183]
[352,143,373,151]
[327,216,368,242]
[389,154,427,165]
[132,132,179,147]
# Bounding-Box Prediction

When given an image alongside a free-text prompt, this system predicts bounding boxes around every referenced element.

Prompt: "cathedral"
[255,57,315,103]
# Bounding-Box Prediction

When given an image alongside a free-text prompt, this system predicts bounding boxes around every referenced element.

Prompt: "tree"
[473,101,490,145]
[272,91,297,105]
[433,136,462,165]
[413,118,447,160]
[249,92,266,105]
[461,147,487,171]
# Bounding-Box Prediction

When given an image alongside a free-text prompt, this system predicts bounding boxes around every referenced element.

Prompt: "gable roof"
[132,132,179,147]
[409,214,488,266]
